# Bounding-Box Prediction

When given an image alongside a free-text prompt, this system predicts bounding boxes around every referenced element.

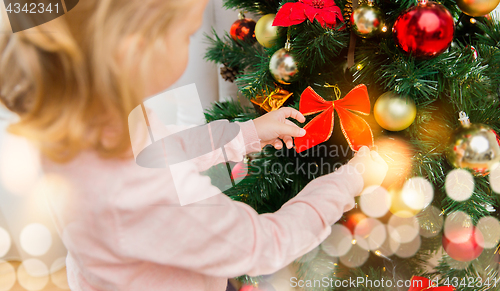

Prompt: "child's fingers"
[278,123,306,138]
[274,139,283,149]
[282,135,293,149]
[278,107,306,123]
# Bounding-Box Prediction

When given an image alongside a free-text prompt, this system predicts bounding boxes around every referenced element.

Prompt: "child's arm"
[143,107,305,172]
[111,147,385,278]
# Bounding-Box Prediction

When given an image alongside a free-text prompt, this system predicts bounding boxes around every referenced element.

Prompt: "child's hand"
[253,107,306,149]
[348,146,388,190]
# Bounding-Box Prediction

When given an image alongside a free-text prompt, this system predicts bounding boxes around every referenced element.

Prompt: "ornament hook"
[458,111,471,127]
[285,27,292,51]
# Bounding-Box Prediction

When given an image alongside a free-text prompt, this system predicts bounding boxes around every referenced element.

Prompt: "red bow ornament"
[273,0,344,29]
[408,276,455,291]
[294,85,374,153]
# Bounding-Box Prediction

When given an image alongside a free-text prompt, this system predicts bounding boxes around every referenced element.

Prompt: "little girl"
[0,0,387,290]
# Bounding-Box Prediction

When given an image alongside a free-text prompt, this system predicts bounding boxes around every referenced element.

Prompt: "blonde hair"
[0,0,195,162]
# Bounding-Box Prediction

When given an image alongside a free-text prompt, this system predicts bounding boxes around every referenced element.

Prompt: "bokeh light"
[394,236,421,258]
[445,169,475,202]
[388,215,420,244]
[0,135,41,195]
[375,226,400,257]
[17,259,49,291]
[20,223,52,257]
[0,260,16,291]
[51,259,70,289]
[0,227,11,258]
[354,218,386,251]
[490,164,500,193]
[374,137,414,188]
[339,244,369,268]
[321,225,352,257]
[359,186,391,218]
[443,211,473,244]
[476,216,500,249]
[401,177,434,211]
[416,206,443,238]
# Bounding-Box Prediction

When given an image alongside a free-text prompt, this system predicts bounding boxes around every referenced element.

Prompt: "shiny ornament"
[374,92,417,131]
[250,88,293,112]
[343,212,368,234]
[269,48,299,84]
[442,226,484,262]
[457,0,500,17]
[393,2,454,58]
[230,161,248,181]
[240,282,276,291]
[446,112,500,174]
[230,18,256,44]
[255,14,279,48]
[351,4,386,38]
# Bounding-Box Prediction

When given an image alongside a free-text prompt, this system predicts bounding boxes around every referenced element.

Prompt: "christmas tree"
[205,0,500,290]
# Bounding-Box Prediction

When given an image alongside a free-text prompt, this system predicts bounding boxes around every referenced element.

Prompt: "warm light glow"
[339,244,369,268]
[321,225,353,257]
[401,177,434,211]
[476,216,500,249]
[444,211,473,244]
[388,215,420,244]
[375,137,413,188]
[417,206,443,238]
[51,258,70,290]
[0,135,41,195]
[0,227,11,258]
[354,218,386,251]
[489,164,500,193]
[381,26,388,32]
[359,186,391,218]
[395,236,421,258]
[20,223,52,257]
[17,259,49,291]
[0,260,16,291]
[470,18,477,24]
[356,64,363,70]
[445,169,475,202]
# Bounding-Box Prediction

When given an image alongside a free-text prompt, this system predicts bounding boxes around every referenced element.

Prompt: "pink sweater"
[43,120,363,291]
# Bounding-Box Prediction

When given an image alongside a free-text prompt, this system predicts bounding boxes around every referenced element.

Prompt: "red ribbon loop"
[294,84,374,153]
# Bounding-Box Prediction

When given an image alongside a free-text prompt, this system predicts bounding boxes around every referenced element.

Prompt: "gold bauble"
[255,14,279,48]
[351,4,386,38]
[446,123,500,174]
[374,92,417,131]
[269,48,299,84]
[456,0,500,16]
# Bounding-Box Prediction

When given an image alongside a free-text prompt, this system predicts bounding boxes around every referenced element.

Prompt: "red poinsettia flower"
[273,0,344,29]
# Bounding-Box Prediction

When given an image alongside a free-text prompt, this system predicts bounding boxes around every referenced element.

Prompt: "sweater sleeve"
[145,108,261,172]
[113,157,363,278]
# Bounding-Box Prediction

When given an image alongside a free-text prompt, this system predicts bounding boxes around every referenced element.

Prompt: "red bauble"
[393,2,455,58]
[442,227,484,262]
[231,162,248,180]
[230,19,257,44]
[343,212,368,234]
